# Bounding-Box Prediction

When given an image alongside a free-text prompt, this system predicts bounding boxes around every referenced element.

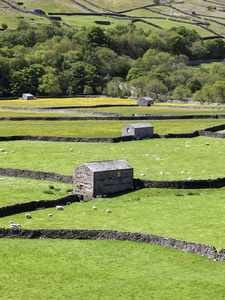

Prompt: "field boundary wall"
[1,227,225,260]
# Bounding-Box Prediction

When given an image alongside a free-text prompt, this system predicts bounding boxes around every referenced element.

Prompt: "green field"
[0,118,224,137]
[1,96,225,299]
[1,239,225,300]
[0,137,224,180]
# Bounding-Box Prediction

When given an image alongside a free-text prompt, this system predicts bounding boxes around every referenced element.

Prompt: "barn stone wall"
[73,165,94,197]
[93,169,133,196]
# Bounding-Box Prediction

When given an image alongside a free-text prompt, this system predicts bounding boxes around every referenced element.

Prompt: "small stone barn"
[137,97,154,106]
[22,93,35,100]
[73,159,133,197]
[122,122,154,139]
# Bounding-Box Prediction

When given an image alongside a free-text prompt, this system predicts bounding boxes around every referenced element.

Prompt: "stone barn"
[73,159,133,197]
[137,97,154,106]
[22,93,35,100]
[122,122,154,139]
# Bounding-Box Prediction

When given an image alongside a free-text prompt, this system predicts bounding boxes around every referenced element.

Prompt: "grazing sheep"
[106,209,111,213]
[92,206,97,210]
[9,221,14,224]
[70,148,73,152]
[78,151,80,154]
[17,224,22,227]
[181,171,185,174]
[175,148,180,151]
[25,213,31,219]
[48,214,54,217]
[146,168,149,170]
[122,148,125,151]
[166,172,170,174]
[146,154,149,156]
[187,172,190,174]
[205,142,209,146]
[0,149,5,152]
[160,172,163,175]
[187,178,193,180]
[186,141,189,144]
[11,150,15,153]
[186,145,190,148]
[202,171,206,173]
[10,224,18,229]
[56,205,64,210]
[141,174,145,176]
[5,152,8,155]
[156,158,161,161]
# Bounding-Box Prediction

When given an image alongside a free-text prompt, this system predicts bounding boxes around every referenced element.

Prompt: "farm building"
[22,93,35,100]
[28,8,46,14]
[137,97,154,106]
[73,159,133,197]
[122,122,154,139]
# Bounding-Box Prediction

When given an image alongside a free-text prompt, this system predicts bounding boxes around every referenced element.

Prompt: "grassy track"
[0,137,224,180]
[1,239,224,300]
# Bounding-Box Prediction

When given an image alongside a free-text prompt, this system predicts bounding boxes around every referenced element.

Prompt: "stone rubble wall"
[0,194,81,218]
[0,227,224,260]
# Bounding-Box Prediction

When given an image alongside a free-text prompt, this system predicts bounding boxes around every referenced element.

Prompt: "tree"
[106,77,130,97]
[154,66,169,82]
[126,67,146,81]
[203,39,225,59]
[38,72,62,96]
[1,23,8,30]
[172,85,191,101]
[86,26,109,47]
[145,79,168,100]
[187,77,202,93]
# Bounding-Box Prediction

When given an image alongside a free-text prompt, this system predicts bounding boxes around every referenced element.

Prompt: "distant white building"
[137,97,154,106]
[22,93,35,100]
[122,122,154,139]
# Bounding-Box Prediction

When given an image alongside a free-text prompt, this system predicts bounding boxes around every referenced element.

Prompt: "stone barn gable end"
[73,159,133,197]
[122,122,154,139]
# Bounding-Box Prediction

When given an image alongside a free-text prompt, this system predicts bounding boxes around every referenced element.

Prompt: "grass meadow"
[2,239,225,300]
[0,137,224,180]
[0,119,225,137]
[0,97,225,299]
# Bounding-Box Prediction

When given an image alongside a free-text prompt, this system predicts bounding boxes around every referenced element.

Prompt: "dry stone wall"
[0,227,224,260]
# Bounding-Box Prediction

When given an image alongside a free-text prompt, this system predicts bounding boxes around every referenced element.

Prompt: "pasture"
[0,137,224,180]
[0,97,225,299]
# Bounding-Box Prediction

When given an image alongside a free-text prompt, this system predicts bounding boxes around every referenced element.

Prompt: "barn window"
[117,171,121,177]
[127,128,130,132]
[80,185,84,190]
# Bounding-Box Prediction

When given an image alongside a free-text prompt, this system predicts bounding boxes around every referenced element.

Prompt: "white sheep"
[146,154,149,156]
[141,174,145,176]
[160,172,163,175]
[92,206,97,210]
[0,149,5,152]
[187,178,193,180]
[106,209,111,213]
[48,213,54,217]
[175,148,180,151]
[202,171,206,173]
[10,224,18,228]
[56,205,64,210]
[5,152,8,155]
[181,171,185,174]
[146,168,149,170]
[25,213,31,219]
[70,148,73,152]
[78,151,80,154]
[122,148,125,151]
[205,142,209,146]
[186,145,191,148]
[11,150,15,153]
[9,221,14,224]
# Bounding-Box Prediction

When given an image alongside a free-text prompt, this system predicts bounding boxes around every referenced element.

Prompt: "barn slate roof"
[80,159,133,172]
[124,122,153,128]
